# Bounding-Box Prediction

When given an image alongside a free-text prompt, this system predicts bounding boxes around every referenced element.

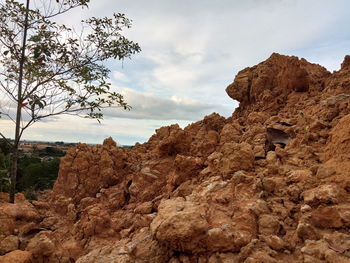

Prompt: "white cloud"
[0,115,194,145]
[2,0,349,144]
[103,88,232,121]
[112,71,129,82]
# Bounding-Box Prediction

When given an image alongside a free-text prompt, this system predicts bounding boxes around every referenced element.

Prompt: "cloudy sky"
[1,0,350,145]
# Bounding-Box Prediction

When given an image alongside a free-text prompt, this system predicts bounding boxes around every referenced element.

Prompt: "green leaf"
[29,35,41,42]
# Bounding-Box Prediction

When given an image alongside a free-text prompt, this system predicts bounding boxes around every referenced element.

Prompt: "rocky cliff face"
[1,53,350,263]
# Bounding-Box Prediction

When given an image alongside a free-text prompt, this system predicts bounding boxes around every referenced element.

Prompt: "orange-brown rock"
[167,154,203,188]
[151,198,209,253]
[52,143,131,204]
[0,235,19,255]
[155,124,191,156]
[0,202,40,221]
[324,113,350,163]
[226,53,330,115]
[26,231,55,258]
[0,250,33,263]
[102,136,117,147]
[1,53,350,262]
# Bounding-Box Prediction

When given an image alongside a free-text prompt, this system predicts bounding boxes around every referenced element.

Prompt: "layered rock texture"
[1,53,350,262]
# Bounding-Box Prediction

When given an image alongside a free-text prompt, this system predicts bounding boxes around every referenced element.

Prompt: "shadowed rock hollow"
[1,53,350,263]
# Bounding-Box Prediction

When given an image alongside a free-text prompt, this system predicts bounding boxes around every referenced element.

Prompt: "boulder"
[226,53,329,110]
[0,235,19,255]
[151,198,208,253]
[302,184,340,205]
[0,250,33,263]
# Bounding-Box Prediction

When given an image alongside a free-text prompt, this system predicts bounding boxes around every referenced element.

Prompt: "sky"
[1,0,350,145]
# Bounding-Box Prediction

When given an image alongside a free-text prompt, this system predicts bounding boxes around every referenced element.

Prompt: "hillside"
[1,53,350,263]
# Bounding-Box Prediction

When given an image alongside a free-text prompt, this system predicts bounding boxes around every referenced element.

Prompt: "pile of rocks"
[1,53,350,263]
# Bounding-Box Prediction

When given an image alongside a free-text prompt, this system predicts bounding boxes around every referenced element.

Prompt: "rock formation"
[1,53,350,262]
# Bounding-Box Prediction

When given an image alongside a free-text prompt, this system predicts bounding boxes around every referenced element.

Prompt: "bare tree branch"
[0,132,13,148]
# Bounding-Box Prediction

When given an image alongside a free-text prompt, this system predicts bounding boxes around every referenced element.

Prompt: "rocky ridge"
[1,53,350,263]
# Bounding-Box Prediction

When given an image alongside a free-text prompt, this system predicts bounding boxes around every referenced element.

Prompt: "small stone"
[231,171,250,184]
[258,215,281,235]
[265,235,286,251]
[287,169,313,183]
[134,202,153,214]
[0,235,19,255]
[302,184,340,205]
[316,166,336,179]
[119,228,133,239]
[262,178,276,193]
[311,206,343,228]
[26,232,55,257]
[0,250,32,263]
[296,223,319,241]
[301,204,312,213]
[208,254,220,263]
[178,255,191,263]
[253,145,266,158]
[247,199,270,216]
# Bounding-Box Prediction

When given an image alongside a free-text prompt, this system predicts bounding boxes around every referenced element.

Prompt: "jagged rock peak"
[103,136,117,147]
[226,53,330,109]
[341,55,350,70]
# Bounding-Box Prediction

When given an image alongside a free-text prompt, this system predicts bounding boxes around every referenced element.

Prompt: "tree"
[17,157,60,193]
[0,0,141,203]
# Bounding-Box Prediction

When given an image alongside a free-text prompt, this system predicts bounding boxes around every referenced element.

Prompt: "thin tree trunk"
[9,0,30,203]
[9,150,18,203]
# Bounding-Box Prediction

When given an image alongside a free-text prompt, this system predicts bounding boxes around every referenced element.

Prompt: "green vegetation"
[0,149,10,193]
[17,156,60,192]
[0,138,63,200]
[35,147,65,157]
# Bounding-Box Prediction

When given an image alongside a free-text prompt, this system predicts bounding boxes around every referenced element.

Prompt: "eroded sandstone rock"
[1,53,350,262]
[0,235,19,255]
[151,198,208,253]
[0,250,33,263]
